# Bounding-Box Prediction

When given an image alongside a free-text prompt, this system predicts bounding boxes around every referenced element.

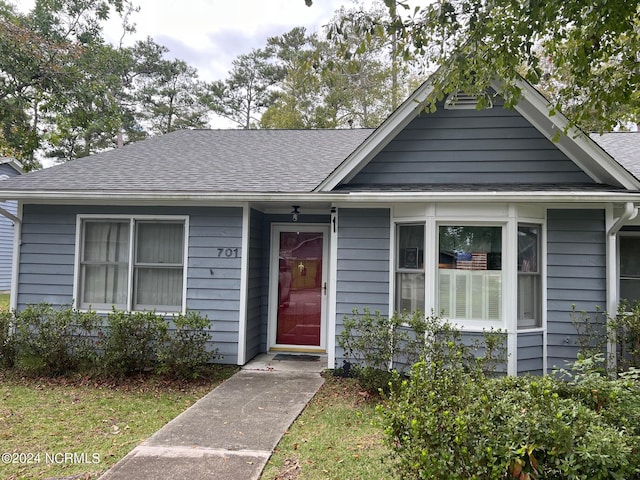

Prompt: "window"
[517,224,541,328]
[79,217,186,311]
[619,233,640,305]
[396,224,425,313]
[438,226,502,322]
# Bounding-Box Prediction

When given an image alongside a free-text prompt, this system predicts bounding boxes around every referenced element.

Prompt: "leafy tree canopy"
[322,0,640,132]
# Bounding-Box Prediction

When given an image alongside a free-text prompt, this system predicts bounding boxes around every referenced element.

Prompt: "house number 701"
[217,248,239,258]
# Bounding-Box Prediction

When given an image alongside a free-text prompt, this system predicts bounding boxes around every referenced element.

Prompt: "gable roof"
[316,77,640,191]
[0,129,372,196]
[0,77,638,204]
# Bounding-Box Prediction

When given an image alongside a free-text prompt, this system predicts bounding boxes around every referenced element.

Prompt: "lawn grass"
[0,366,237,480]
[260,373,393,480]
[0,292,9,311]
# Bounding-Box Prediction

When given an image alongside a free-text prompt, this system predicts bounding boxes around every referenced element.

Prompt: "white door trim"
[268,224,330,352]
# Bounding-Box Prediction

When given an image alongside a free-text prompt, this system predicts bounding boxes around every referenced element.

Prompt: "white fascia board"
[503,79,640,190]
[315,81,437,192]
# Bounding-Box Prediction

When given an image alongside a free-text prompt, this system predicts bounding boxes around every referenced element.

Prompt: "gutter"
[1,190,640,205]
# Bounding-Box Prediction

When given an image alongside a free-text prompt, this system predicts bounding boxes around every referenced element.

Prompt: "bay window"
[78,217,186,312]
[438,225,502,322]
[517,224,541,328]
[396,224,425,313]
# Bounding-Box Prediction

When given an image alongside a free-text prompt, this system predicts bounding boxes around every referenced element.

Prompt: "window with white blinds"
[78,217,186,312]
[438,226,502,322]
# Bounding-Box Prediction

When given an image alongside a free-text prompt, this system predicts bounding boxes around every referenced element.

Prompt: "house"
[0,158,22,291]
[0,76,639,376]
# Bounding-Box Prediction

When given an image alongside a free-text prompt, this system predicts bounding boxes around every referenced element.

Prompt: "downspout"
[606,202,638,376]
[608,202,638,237]
[0,200,22,315]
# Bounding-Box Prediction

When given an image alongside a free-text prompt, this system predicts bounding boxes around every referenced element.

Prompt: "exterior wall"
[17,204,244,364]
[187,207,243,364]
[0,163,21,290]
[546,208,606,372]
[334,208,390,366]
[18,205,76,307]
[245,209,265,361]
[517,331,544,375]
[348,104,594,186]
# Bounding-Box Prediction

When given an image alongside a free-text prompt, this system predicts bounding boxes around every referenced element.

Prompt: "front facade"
[1,78,639,374]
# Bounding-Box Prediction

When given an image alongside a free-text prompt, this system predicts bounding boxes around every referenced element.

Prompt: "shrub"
[611,300,640,372]
[101,309,168,376]
[0,309,15,367]
[380,358,640,480]
[157,311,218,379]
[11,303,100,375]
[339,309,506,392]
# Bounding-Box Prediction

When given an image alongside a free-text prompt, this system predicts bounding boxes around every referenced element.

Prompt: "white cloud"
[102,0,364,81]
[14,0,370,81]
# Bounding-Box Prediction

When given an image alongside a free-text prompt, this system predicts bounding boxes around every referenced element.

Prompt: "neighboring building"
[0,158,23,291]
[0,76,639,374]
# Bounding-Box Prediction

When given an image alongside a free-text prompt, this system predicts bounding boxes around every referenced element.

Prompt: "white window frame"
[618,231,640,307]
[436,221,507,330]
[74,214,189,313]
[517,222,543,329]
[395,223,426,314]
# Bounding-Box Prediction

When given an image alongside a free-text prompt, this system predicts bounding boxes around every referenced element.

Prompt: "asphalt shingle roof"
[1,129,638,196]
[590,132,640,179]
[0,129,373,194]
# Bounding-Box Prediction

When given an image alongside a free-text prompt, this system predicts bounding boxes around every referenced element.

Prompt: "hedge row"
[0,303,218,378]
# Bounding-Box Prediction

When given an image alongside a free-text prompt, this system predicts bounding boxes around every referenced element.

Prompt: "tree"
[260,27,325,129]
[204,48,285,129]
[262,4,417,130]
[0,0,136,168]
[320,0,640,132]
[43,43,133,161]
[130,38,209,135]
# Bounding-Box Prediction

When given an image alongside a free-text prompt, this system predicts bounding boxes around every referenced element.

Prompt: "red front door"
[276,231,324,346]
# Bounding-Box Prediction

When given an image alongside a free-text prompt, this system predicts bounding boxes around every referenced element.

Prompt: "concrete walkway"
[99,354,326,480]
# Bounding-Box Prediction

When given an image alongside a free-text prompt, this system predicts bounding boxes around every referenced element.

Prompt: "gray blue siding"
[348,104,593,186]
[187,208,243,364]
[245,209,265,361]
[546,209,606,372]
[18,206,76,307]
[518,331,544,375]
[17,204,244,365]
[335,208,390,365]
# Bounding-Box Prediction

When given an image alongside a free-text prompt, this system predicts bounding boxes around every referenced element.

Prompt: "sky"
[115,0,370,82]
[16,0,375,83]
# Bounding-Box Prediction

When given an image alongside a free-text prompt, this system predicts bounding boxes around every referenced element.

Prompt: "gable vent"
[444,92,493,110]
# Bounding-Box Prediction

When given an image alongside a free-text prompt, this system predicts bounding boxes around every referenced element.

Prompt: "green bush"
[11,303,100,375]
[380,356,640,480]
[2,304,218,378]
[339,309,506,392]
[157,311,219,379]
[101,309,168,376]
[0,309,15,367]
[611,301,640,372]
